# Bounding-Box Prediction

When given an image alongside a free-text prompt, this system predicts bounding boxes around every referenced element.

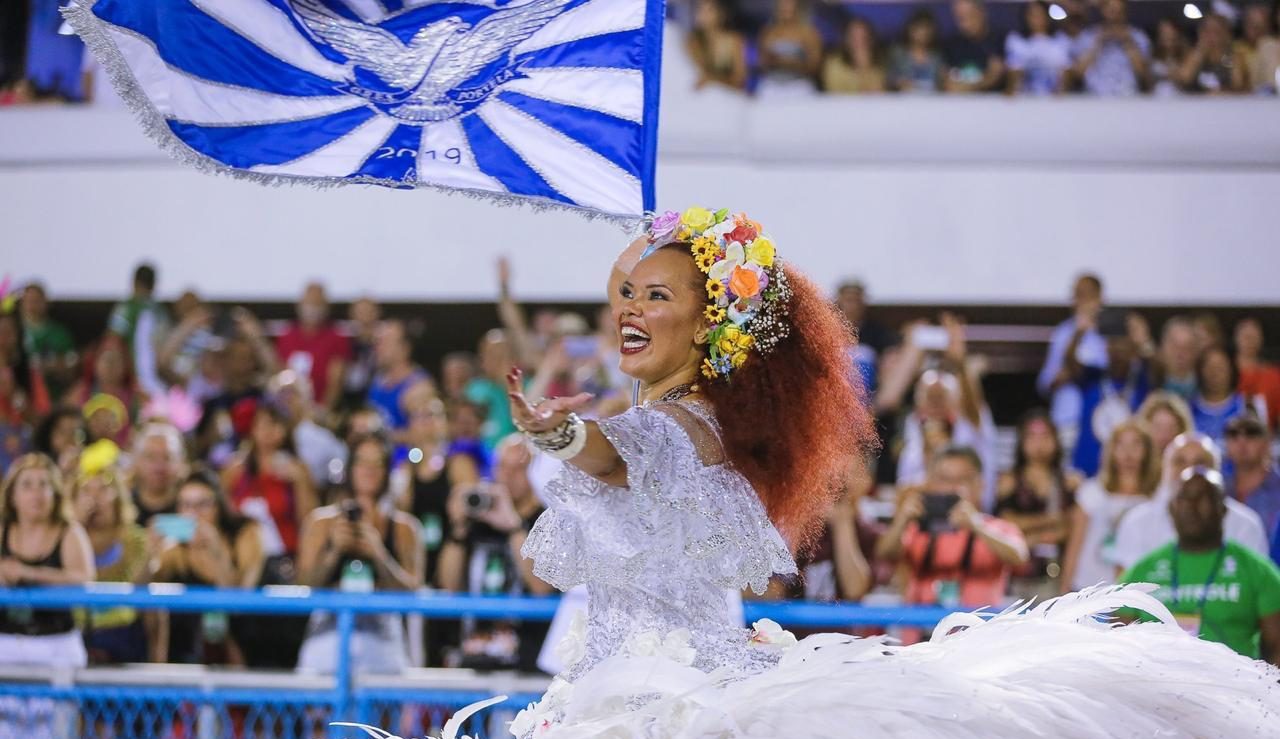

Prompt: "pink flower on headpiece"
[648,211,680,243]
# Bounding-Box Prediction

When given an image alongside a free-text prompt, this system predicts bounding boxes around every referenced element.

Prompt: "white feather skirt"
[512,585,1280,739]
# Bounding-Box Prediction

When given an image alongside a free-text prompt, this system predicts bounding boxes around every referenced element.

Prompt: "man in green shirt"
[19,282,77,399]
[1122,466,1280,664]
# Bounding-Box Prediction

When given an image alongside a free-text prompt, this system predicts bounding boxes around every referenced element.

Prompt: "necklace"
[657,383,698,403]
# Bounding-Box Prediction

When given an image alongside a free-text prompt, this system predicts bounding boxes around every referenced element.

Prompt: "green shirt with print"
[1121,540,1280,658]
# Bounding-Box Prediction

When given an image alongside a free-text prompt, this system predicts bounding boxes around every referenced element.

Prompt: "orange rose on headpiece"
[729,266,761,300]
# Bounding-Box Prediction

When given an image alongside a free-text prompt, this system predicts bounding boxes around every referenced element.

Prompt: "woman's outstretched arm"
[507,370,627,487]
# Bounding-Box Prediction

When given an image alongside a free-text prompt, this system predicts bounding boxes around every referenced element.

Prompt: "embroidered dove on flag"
[64,0,665,221]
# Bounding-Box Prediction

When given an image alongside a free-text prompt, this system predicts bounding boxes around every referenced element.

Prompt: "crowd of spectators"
[682,0,1280,96]
[2,258,1280,685]
[3,1,1279,104]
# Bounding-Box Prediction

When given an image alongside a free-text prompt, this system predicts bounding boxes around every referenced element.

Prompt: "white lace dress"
[510,401,1280,738]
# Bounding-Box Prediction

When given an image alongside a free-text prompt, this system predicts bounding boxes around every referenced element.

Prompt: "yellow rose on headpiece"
[746,237,775,268]
[731,351,748,369]
[736,333,754,350]
[681,207,715,233]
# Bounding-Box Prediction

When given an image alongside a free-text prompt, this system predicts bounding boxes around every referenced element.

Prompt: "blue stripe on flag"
[460,114,572,204]
[94,0,343,97]
[515,29,644,71]
[639,0,663,212]
[167,106,375,168]
[496,91,640,177]
[351,123,421,182]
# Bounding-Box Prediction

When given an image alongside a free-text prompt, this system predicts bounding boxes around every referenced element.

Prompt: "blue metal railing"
[0,586,965,738]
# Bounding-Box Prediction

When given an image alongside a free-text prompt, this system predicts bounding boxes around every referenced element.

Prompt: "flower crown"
[645,207,792,380]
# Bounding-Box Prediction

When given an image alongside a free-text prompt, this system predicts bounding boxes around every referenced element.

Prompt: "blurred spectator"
[466,329,521,451]
[0,312,39,426]
[72,456,158,663]
[439,435,550,670]
[69,337,136,444]
[129,423,187,527]
[1037,274,1106,456]
[0,454,94,668]
[943,0,1005,93]
[1111,432,1269,573]
[368,319,433,446]
[822,16,886,94]
[995,409,1079,595]
[440,351,479,405]
[1191,346,1254,444]
[23,0,85,101]
[33,406,83,482]
[1157,316,1199,401]
[1235,318,1280,429]
[834,280,893,354]
[1136,391,1195,457]
[1223,414,1280,536]
[19,282,77,400]
[296,435,422,674]
[1065,309,1152,477]
[1005,0,1071,95]
[276,283,350,416]
[83,392,129,448]
[887,9,944,93]
[106,263,168,400]
[152,471,265,665]
[222,402,317,559]
[792,473,875,603]
[201,315,276,418]
[1121,466,1280,665]
[885,312,993,507]
[686,0,748,91]
[756,0,823,97]
[882,315,998,509]
[393,395,482,588]
[1068,0,1151,96]
[267,370,346,491]
[1175,14,1247,94]
[1238,3,1280,93]
[340,297,381,412]
[1149,18,1191,96]
[1061,420,1160,592]
[876,446,1028,610]
[157,292,224,404]
[1192,311,1225,355]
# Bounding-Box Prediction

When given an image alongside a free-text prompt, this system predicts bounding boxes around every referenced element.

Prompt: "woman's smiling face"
[615,247,708,385]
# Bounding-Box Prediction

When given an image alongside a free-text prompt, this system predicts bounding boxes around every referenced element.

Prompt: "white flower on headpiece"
[727,301,757,326]
[748,619,798,651]
[708,242,745,283]
[707,219,737,240]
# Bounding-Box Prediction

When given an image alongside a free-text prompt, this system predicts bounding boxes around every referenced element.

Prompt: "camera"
[462,485,494,516]
[341,499,362,522]
[919,491,960,533]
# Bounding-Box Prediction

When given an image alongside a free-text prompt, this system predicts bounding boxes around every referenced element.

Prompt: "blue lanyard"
[1170,545,1227,618]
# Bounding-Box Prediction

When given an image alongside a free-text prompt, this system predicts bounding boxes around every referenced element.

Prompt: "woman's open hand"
[506,368,592,434]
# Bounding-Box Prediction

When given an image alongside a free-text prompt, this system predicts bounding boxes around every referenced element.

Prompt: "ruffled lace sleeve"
[522,403,795,595]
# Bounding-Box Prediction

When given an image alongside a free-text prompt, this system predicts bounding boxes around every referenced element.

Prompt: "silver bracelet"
[526,413,587,460]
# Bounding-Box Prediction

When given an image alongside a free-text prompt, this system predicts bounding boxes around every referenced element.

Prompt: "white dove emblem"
[289,0,574,123]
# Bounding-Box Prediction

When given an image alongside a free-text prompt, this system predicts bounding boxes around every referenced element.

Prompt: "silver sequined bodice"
[522,401,797,681]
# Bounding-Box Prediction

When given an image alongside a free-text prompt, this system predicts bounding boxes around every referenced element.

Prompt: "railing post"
[334,607,355,729]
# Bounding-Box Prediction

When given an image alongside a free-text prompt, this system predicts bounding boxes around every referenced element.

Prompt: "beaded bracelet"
[525,413,587,460]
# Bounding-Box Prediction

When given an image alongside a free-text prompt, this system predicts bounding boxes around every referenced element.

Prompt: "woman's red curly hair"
[702,264,878,551]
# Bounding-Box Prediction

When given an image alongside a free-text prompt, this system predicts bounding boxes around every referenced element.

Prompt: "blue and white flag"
[65,0,664,221]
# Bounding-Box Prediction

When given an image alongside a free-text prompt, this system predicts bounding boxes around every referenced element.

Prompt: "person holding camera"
[150,470,264,664]
[437,434,551,670]
[295,433,422,675]
[877,445,1028,614]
